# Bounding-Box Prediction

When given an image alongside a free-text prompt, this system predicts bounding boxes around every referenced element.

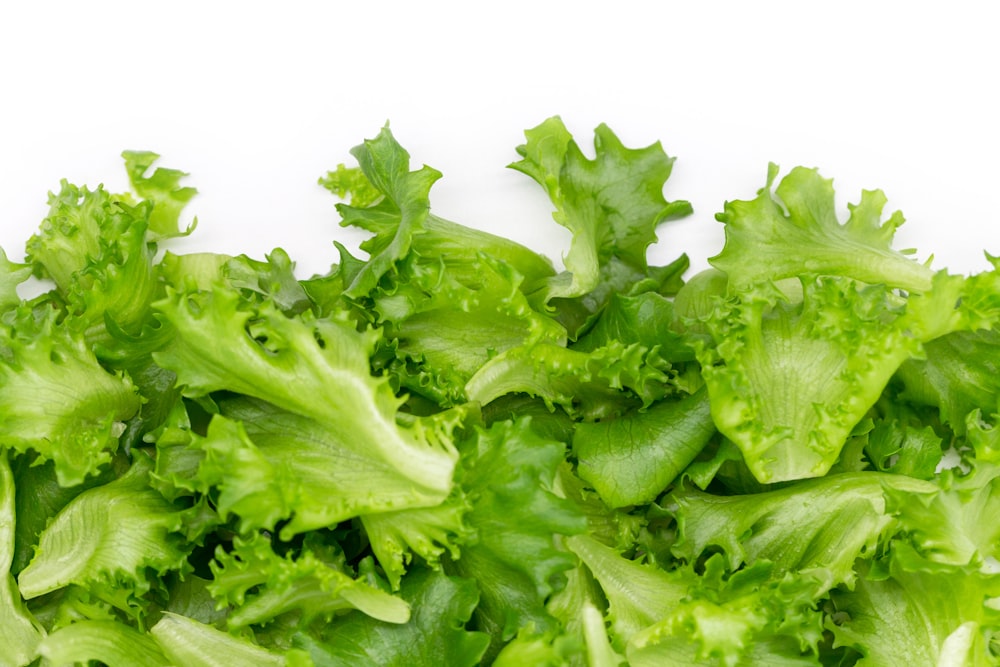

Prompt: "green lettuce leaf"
[150,612,297,667]
[371,249,565,406]
[861,416,943,480]
[670,472,936,593]
[153,286,458,535]
[711,164,933,293]
[0,454,44,667]
[573,388,715,508]
[34,618,171,667]
[466,339,676,421]
[224,247,313,315]
[0,248,31,313]
[895,328,1000,434]
[359,494,469,591]
[693,272,991,483]
[16,452,189,615]
[827,544,1000,666]
[25,176,166,350]
[0,308,141,486]
[566,533,686,647]
[121,150,197,239]
[208,532,409,630]
[334,126,441,299]
[884,420,1000,567]
[625,556,824,667]
[445,419,587,660]
[510,117,692,308]
[11,454,118,576]
[292,567,489,667]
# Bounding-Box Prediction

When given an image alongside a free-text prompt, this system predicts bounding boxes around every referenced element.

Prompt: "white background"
[1,1,997,282]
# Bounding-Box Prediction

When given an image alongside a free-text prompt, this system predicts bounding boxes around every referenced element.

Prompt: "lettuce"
[2,120,999,666]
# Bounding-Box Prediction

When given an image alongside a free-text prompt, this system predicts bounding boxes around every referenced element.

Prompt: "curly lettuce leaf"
[150,612,298,667]
[566,534,687,647]
[573,388,715,508]
[861,415,943,480]
[121,150,197,239]
[895,328,1000,435]
[34,618,171,667]
[827,545,1000,666]
[331,126,441,298]
[694,271,995,483]
[25,176,166,350]
[466,339,676,421]
[553,461,645,552]
[292,567,489,667]
[572,290,695,361]
[490,607,625,667]
[670,472,936,593]
[542,556,625,667]
[372,250,565,406]
[359,495,469,591]
[153,287,457,534]
[11,455,118,577]
[208,532,409,629]
[224,247,313,315]
[16,453,189,611]
[0,309,141,486]
[883,422,1000,567]
[204,395,454,539]
[0,455,43,667]
[626,556,824,667]
[711,164,933,292]
[510,117,692,307]
[445,419,587,659]
[0,248,31,312]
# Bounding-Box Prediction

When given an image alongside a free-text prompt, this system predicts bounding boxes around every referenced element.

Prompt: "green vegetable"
[1,118,998,665]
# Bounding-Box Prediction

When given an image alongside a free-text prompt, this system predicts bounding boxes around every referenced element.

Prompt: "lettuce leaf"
[827,545,1000,666]
[4,121,1000,667]
[291,568,489,667]
[154,287,458,536]
[150,612,300,667]
[34,618,171,666]
[573,388,715,508]
[207,532,410,630]
[16,452,189,618]
[445,419,587,660]
[0,454,43,667]
[711,164,932,293]
[670,472,936,592]
[0,308,141,486]
[510,117,692,308]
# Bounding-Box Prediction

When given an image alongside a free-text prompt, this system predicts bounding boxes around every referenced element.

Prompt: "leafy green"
[827,545,1000,666]
[122,150,198,239]
[153,287,458,537]
[0,308,141,486]
[695,166,1000,483]
[292,568,489,666]
[671,472,936,592]
[0,248,31,312]
[445,419,587,660]
[207,532,410,629]
[711,164,932,293]
[2,119,999,666]
[16,453,189,616]
[150,612,300,666]
[35,618,171,666]
[511,117,691,302]
[573,387,715,507]
[0,455,43,667]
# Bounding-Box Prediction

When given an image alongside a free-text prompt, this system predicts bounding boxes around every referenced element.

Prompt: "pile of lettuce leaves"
[2,117,999,666]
